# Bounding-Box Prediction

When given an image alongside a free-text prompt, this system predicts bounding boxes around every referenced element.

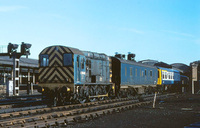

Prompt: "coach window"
[63,53,73,66]
[130,67,132,76]
[145,70,147,76]
[135,68,137,77]
[81,58,85,69]
[150,70,152,77]
[40,54,49,67]
[162,72,164,79]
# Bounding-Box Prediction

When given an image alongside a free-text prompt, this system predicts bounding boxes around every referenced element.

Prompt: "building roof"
[0,56,38,68]
[171,63,190,74]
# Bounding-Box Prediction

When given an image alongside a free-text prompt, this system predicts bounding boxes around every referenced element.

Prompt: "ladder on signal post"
[12,53,20,95]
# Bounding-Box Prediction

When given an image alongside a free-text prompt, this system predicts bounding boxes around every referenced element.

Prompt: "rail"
[0,93,176,127]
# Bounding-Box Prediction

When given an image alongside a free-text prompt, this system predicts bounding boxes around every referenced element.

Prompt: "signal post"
[0,42,31,96]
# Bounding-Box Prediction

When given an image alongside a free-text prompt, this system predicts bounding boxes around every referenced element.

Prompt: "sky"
[0,0,199,65]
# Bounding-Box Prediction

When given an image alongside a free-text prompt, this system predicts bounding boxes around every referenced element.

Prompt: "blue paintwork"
[120,61,158,86]
[174,70,181,84]
[74,54,86,85]
[74,51,110,85]
[157,67,180,85]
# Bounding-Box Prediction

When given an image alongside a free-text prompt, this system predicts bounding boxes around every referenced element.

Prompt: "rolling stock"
[157,67,181,92]
[38,45,188,106]
[111,55,158,96]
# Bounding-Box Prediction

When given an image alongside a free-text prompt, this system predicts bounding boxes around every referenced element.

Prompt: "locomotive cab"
[38,45,86,105]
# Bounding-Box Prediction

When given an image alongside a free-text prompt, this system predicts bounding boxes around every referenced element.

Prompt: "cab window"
[81,58,85,69]
[63,53,73,66]
[40,54,49,67]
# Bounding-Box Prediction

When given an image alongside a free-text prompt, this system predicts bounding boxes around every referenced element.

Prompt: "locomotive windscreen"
[63,53,73,66]
[40,54,49,67]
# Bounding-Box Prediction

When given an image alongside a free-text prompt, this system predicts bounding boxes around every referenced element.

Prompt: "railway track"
[0,95,45,109]
[0,93,175,128]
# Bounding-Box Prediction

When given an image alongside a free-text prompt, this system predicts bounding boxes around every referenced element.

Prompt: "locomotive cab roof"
[39,45,84,55]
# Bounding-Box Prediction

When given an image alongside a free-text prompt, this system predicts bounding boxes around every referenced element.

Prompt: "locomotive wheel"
[117,90,123,98]
[88,86,97,102]
[53,96,58,107]
[57,92,65,106]
[117,89,127,98]
[78,97,87,104]
[48,90,58,107]
[78,86,88,104]
[127,88,134,98]
[97,86,104,101]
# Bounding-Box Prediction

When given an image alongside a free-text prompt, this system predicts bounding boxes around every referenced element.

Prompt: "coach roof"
[113,57,157,69]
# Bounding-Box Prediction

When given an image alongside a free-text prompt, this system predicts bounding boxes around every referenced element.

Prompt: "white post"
[27,69,31,94]
[192,80,195,94]
[12,56,20,96]
[33,69,35,84]
[153,92,157,108]
[31,83,33,94]
[20,69,22,85]
[3,73,6,84]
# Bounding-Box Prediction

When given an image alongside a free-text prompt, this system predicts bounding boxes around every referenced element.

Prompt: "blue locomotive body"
[81,51,110,85]
[73,54,86,85]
